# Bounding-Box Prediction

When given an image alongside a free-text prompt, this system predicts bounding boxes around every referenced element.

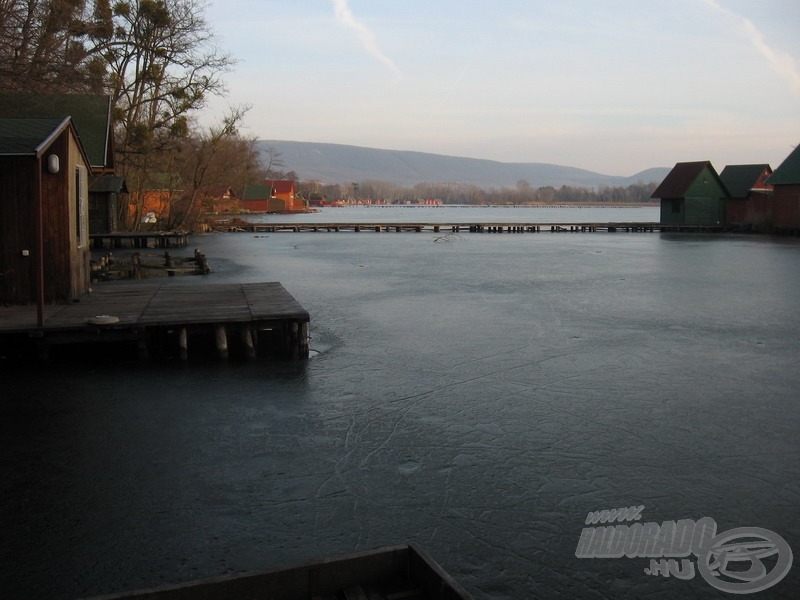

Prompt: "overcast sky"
[202,0,799,176]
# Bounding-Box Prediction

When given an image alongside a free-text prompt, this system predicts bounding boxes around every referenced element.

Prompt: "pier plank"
[213,221,678,234]
[0,282,310,360]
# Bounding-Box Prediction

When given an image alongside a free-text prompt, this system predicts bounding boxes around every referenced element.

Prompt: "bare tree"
[262,145,286,178]
[103,0,234,228]
[163,105,261,230]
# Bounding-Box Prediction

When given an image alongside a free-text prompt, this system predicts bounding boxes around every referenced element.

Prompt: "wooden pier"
[0,282,309,361]
[90,231,190,249]
[212,221,726,234]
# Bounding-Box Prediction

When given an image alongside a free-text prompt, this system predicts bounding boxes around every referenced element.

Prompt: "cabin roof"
[0,93,112,168]
[766,144,800,185]
[243,180,296,200]
[242,183,273,200]
[719,164,772,198]
[89,174,127,194]
[651,161,728,198]
[268,179,296,194]
[0,117,71,156]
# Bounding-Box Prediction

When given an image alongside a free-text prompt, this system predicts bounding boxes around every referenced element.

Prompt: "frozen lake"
[244,203,660,224]
[1,222,799,598]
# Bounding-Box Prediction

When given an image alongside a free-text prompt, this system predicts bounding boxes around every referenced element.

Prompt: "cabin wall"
[683,167,727,225]
[242,199,269,212]
[0,157,37,304]
[752,169,774,191]
[660,198,684,225]
[0,128,90,305]
[89,191,118,234]
[66,132,90,300]
[726,191,774,232]
[773,184,800,232]
[268,198,289,212]
[40,131,74,303]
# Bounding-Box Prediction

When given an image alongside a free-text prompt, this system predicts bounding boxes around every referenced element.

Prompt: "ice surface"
[1,219,799,599]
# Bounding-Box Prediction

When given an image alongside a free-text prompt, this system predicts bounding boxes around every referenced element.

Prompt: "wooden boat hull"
[84,543,474,600]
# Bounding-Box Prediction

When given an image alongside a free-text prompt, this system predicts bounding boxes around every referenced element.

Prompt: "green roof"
[242,183,273,200]
[766,144,800,185]
[0,117,69,155]
[89,174,127,193]
[651,161,729,198]
[0,93,112,167]
[719,164,772,198]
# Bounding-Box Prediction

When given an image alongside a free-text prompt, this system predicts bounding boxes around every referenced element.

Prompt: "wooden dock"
[0,282,309,361]
[90,231,190,249]
[212,221,726,234]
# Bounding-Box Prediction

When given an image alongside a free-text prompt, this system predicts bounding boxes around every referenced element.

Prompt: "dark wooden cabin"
[0,117,92,306]
[90,174,127,234]
[766,144,800,234]
[0,93,120,233]
[652,161,729,227]
[719,164,773,232]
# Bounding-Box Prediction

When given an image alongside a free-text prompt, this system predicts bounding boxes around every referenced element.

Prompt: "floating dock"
[212,221,726,234]
[0,282,309,361]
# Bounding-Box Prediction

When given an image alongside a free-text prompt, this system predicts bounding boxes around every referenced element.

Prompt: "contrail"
[703,0,800,94]
[331,0,401,77]
[431,36,490,116]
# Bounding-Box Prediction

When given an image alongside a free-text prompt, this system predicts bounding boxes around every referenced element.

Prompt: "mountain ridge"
[257,140,669,189]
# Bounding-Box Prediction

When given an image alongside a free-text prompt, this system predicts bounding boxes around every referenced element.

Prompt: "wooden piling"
[299,322,309,359]
[242,326,256,359]
[215,325,228,359]
[178,327,188,360]
[288,321,299,360]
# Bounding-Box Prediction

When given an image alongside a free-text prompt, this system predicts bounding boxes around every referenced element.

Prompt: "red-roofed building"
[241,180,305,212]
[719,164,773,232]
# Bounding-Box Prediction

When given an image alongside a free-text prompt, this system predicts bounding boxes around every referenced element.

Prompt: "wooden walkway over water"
[213,222,725,234]
[90,231,190,249]
[0,282,309,361]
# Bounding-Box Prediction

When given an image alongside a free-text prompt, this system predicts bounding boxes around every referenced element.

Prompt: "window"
[75,165,88,247]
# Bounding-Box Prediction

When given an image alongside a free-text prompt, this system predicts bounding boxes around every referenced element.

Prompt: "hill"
[257,140,669,189]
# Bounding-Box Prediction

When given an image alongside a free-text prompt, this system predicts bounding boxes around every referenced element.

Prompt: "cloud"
[703,0,800,94]
[331,0,400,77]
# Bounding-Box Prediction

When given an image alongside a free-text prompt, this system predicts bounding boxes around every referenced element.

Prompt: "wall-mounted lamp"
[47,154,60,174]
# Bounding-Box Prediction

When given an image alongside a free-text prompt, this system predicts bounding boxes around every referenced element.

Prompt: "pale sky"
[202,0,799,176]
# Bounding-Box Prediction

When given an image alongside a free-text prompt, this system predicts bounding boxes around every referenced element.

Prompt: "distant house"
[719,164,773,232]
[0,117,92,307]
[241,180,304,212]
[202,187,237,213]
[652,161,729,226]
[307,192,327,207]
[766,144,800,233]
[0,93,122,234]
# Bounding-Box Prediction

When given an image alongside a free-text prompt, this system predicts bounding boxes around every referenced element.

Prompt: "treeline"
[0,0,262,230]
[295,179,659,205]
